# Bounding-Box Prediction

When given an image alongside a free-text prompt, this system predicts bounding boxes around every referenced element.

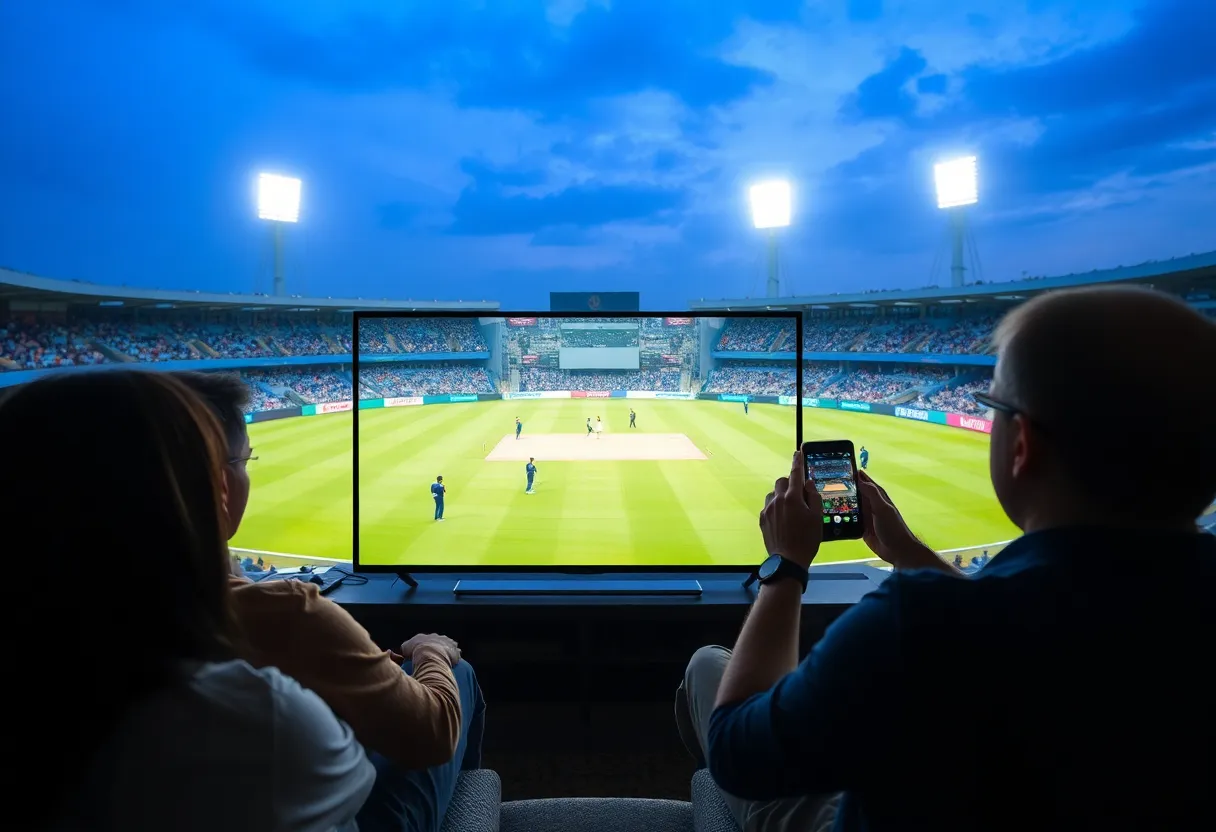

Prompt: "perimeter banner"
[422,394,478,404]
[502,391,572,400]
[949,413,993,433]
[317,401,354,414]
[384,396,424,408]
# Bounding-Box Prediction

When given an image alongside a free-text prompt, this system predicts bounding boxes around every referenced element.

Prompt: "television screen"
[353,312,801,570]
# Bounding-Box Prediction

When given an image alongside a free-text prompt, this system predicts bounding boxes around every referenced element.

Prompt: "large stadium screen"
[352,312,801,570]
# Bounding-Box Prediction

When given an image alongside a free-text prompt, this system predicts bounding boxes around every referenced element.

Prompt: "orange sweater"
[228,576,461,769]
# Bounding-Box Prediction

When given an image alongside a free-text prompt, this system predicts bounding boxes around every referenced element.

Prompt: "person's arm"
[268,667,376,831]
[717,450,821,705]
[857,471,967,578]
[707,578,910,800]
[714,580,802,707]
[231,580,462,769]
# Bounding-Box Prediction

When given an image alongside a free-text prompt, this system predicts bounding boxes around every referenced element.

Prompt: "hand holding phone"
[759,450,824,567]
[803,440,865,541]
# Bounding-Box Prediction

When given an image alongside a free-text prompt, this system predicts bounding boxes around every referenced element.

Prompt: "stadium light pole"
[933,156,978,288]
[257,173,302,297]
[749,180,792,298]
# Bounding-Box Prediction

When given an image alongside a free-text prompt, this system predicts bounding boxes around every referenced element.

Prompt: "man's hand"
[400,633,461,666]
[856,471,937,569]
[759,450,823,568]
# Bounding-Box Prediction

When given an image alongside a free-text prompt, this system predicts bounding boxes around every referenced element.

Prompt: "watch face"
[757,554,783,581]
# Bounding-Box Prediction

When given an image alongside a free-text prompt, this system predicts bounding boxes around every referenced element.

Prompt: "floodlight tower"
[749,180,792,298]
[257,173,302,297]
[933,156,978,288]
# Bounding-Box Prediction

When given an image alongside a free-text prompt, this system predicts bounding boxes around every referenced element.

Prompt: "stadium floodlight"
[933,156,979,288]
[256,173,302,296]
[934,156,978,210]
[749,180,792,230]
[257,173,302,223]
[748,180,792,298]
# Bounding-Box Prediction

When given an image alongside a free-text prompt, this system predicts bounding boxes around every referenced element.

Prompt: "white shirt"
[59,660,375,832]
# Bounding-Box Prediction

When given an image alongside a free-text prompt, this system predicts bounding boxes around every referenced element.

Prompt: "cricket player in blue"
[526,457,537,494]
[743,398,749,415]
[515,417,522,440]
[859,446,869,470]
[431,475,446,520]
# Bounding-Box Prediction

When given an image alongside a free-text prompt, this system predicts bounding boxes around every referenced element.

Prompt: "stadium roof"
[688,251,1216,311]
[0,268,500,311]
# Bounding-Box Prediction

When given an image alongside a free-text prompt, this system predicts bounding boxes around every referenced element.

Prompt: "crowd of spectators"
[798,316,998,355]
[519,369,680,392]
[803,322,871,352]
[2,314,1007,372]
[0,320,105,370]
[244,386,287,413]
[716,319,788,351]
[360,364,493,397]
[820,367,950,403]
[359,318,487,354]
[244,369,352,405]
[917,379,992,416]
[705,366,796,396]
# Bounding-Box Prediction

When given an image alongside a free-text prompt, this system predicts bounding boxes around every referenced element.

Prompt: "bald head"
[992,286,1216,521]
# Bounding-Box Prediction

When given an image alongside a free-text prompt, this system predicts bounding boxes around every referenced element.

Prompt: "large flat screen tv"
[353,311,802,572]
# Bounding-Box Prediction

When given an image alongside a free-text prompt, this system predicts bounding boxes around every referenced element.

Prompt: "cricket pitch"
[484,433,707,462]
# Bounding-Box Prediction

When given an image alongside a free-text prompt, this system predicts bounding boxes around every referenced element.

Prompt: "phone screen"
[804,443,863,540]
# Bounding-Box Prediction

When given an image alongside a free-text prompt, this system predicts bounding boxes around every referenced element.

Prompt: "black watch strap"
[758,554,807,588]
[748,554,809,592]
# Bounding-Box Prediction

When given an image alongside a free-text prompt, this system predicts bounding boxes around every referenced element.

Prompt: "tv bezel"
[352,309,804,574]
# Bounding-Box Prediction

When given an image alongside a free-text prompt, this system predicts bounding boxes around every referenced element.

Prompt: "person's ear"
[1009,414,1036,480]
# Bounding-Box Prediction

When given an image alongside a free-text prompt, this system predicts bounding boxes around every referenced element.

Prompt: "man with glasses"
[175,371,487,832]
[677,286,1216,832]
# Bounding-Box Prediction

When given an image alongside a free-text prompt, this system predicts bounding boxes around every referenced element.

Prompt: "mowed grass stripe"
[619,461,707,566]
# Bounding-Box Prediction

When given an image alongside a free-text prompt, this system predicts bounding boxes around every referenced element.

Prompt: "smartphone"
[803,440,864,541]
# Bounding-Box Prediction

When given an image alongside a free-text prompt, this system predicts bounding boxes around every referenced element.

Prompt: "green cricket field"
[230,399,1018,568]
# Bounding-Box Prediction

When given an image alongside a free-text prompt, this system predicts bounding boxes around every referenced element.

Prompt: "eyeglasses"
[972,392,1051,436]
[972,391,1018,416]
[228,454,258,470]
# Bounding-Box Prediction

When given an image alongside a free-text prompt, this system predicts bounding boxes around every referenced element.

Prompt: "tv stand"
[393,571,419,589]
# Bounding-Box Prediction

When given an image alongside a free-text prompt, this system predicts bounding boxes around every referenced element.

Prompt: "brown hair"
[172,371,251,452]
[993,286,1216,521]
[1,370,235,802]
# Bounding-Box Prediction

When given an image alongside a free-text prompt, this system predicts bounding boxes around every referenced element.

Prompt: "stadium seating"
[361,365,494,397]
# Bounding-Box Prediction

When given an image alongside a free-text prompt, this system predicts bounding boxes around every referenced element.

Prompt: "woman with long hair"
[2,370,373,831]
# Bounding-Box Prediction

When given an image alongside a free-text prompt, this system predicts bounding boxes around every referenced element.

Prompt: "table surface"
[327,563,890,610]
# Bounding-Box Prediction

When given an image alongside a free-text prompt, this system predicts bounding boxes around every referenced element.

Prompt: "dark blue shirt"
[526,463,536,477]
[707,528,1215,832]
[430,482,445,500]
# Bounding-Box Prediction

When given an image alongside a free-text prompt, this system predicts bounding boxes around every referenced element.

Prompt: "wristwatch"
[744,554,809,593]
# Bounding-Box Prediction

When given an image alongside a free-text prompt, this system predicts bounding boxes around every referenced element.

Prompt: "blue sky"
[1,0,1213,308]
